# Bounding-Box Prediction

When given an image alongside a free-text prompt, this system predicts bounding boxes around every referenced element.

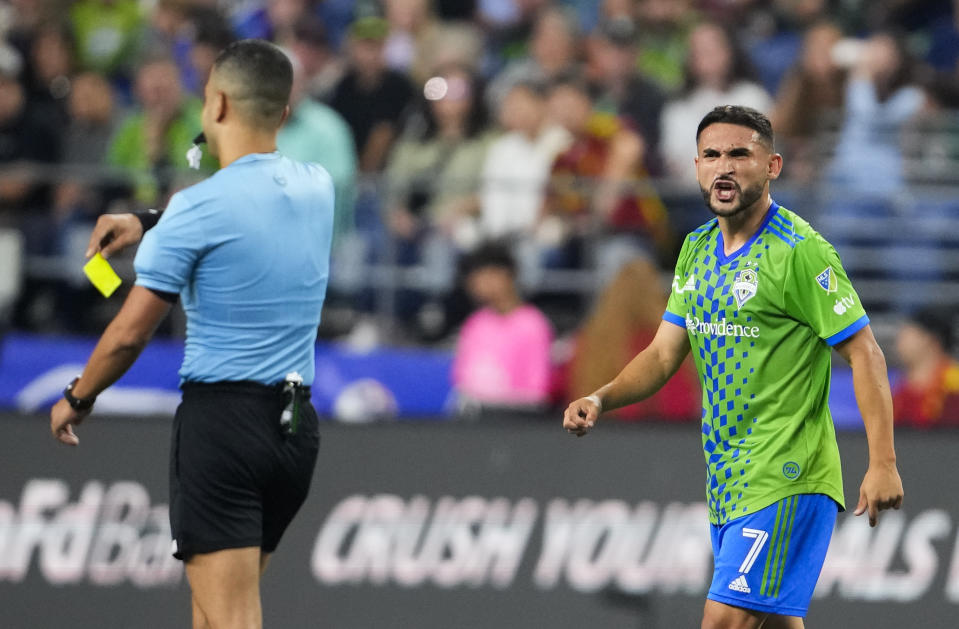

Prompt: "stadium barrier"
[1,412,956,628]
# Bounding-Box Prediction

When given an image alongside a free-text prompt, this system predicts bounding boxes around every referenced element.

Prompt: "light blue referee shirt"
[134,152,334,386]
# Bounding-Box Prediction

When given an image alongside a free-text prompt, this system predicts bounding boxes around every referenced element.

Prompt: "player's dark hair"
[212,39,292,129]
[696,105,775,150]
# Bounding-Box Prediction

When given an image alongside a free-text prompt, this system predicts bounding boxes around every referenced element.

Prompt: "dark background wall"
[1,413,956,628]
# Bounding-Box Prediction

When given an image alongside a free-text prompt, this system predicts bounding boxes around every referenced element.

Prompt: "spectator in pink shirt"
[452,243,553,415]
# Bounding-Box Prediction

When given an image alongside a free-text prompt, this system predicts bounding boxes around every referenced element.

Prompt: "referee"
[50,40,333,628]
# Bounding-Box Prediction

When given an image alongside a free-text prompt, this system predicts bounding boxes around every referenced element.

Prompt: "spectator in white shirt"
[660,21,772,183]
[478,80,572,285]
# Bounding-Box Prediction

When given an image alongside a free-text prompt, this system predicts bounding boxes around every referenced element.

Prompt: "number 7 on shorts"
[738,528,769,574]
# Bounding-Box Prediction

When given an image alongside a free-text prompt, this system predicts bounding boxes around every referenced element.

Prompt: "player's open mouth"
[714,180,737,202]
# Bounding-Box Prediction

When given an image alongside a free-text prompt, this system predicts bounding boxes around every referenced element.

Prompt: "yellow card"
[83,253,122,297]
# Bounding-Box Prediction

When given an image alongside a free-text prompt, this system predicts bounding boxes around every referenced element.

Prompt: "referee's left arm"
[50,287,172,445]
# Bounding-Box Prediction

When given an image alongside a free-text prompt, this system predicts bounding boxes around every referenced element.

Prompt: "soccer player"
[563,105,903,629]
[50,40,334,629]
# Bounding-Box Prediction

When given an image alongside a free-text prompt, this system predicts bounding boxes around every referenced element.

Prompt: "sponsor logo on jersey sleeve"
[733,268,759,308]
[816,266,837,293]
[832,294,856,316]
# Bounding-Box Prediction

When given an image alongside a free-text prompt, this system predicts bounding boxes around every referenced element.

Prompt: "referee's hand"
[563,396,601,437]
[50,399,90,446]
[85,213,144,259]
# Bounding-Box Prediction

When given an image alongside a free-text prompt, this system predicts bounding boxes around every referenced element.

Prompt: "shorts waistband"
[181,380,312,396]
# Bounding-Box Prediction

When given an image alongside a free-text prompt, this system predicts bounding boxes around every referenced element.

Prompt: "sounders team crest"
[732,268,759,308]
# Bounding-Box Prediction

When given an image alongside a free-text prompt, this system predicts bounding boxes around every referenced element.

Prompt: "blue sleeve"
[134,191,208,294]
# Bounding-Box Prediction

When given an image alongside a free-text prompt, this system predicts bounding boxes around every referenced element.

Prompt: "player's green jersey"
[664,201,867,525]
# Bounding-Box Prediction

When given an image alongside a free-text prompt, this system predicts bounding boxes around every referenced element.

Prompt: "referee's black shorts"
[169,381,320,561]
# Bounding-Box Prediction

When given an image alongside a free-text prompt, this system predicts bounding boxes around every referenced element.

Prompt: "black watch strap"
[134,208,162,232]
[64,376,96,411]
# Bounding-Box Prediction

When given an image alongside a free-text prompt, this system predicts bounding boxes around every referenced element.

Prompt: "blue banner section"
[0,333,877,425]
[0,333,453,419]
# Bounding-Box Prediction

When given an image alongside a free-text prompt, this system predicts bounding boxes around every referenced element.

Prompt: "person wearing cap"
[329,16,415,174]
[51,40,334,628]
[893,307,959,427]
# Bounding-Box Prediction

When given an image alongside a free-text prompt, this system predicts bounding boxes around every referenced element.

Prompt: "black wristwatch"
[63,376,97,411]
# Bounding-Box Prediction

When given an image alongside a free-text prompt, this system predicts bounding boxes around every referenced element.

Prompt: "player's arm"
[834,324,903,526]
[50,286,173,445]
[84,209,162,259]
[563,319,690,436]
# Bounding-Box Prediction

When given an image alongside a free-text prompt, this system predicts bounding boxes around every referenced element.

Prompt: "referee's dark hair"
[696,105,775,151]
[211,39,292,130]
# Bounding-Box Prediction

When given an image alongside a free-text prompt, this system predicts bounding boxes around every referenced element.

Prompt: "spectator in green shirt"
[107,57,215,206]
[70,0,144,79]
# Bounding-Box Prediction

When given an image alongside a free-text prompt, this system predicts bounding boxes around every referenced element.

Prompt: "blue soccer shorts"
[707,493,838,617]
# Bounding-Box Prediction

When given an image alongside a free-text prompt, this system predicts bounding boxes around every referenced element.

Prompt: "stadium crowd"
[0,0,957,424]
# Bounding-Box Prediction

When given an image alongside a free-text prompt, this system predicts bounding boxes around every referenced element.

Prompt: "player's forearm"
[591,346,677,413]
[850,341,897,465]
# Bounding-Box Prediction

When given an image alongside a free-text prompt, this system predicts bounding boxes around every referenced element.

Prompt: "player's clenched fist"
[563,395,601,437]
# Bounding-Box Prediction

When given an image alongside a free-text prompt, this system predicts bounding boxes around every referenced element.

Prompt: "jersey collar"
[715,200,780,266]
[229,151,282,167]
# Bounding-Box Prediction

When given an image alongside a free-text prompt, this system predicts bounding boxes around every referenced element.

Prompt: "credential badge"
[732,268,758,308]
[816,266,836,293]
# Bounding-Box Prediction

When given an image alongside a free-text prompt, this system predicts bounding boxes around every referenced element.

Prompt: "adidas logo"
[728,574,751,593]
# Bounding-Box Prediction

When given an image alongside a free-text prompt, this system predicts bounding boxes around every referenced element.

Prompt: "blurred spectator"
[660,21,772,182]
[634,0,697,93]
[290,18,343,101]
[482,0,550,71]
[233,0,313,46]
[145,0,198,92]
[187,8,237,93]
[827,31,926,195]
[563,257,700,421]
[54,71,121,225]
[278,50,357,239]
[452,243,553,414]
[25,21,74,128]
[106,57,213,206]
[383,0,443,81]
[738,0,830,95]
[144,2,233,95]
[544,77,670,278]
[893,307,959,428]
[770,21,846,182]
[923,1,959,72]
[329,17,415,174]
[383,0,484,84]
[70,0,144,80]
[478,80,571,285]
[385,64,492,296]
[0,43,60,251]
[586,17,667,173]
[487,6,581,111]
